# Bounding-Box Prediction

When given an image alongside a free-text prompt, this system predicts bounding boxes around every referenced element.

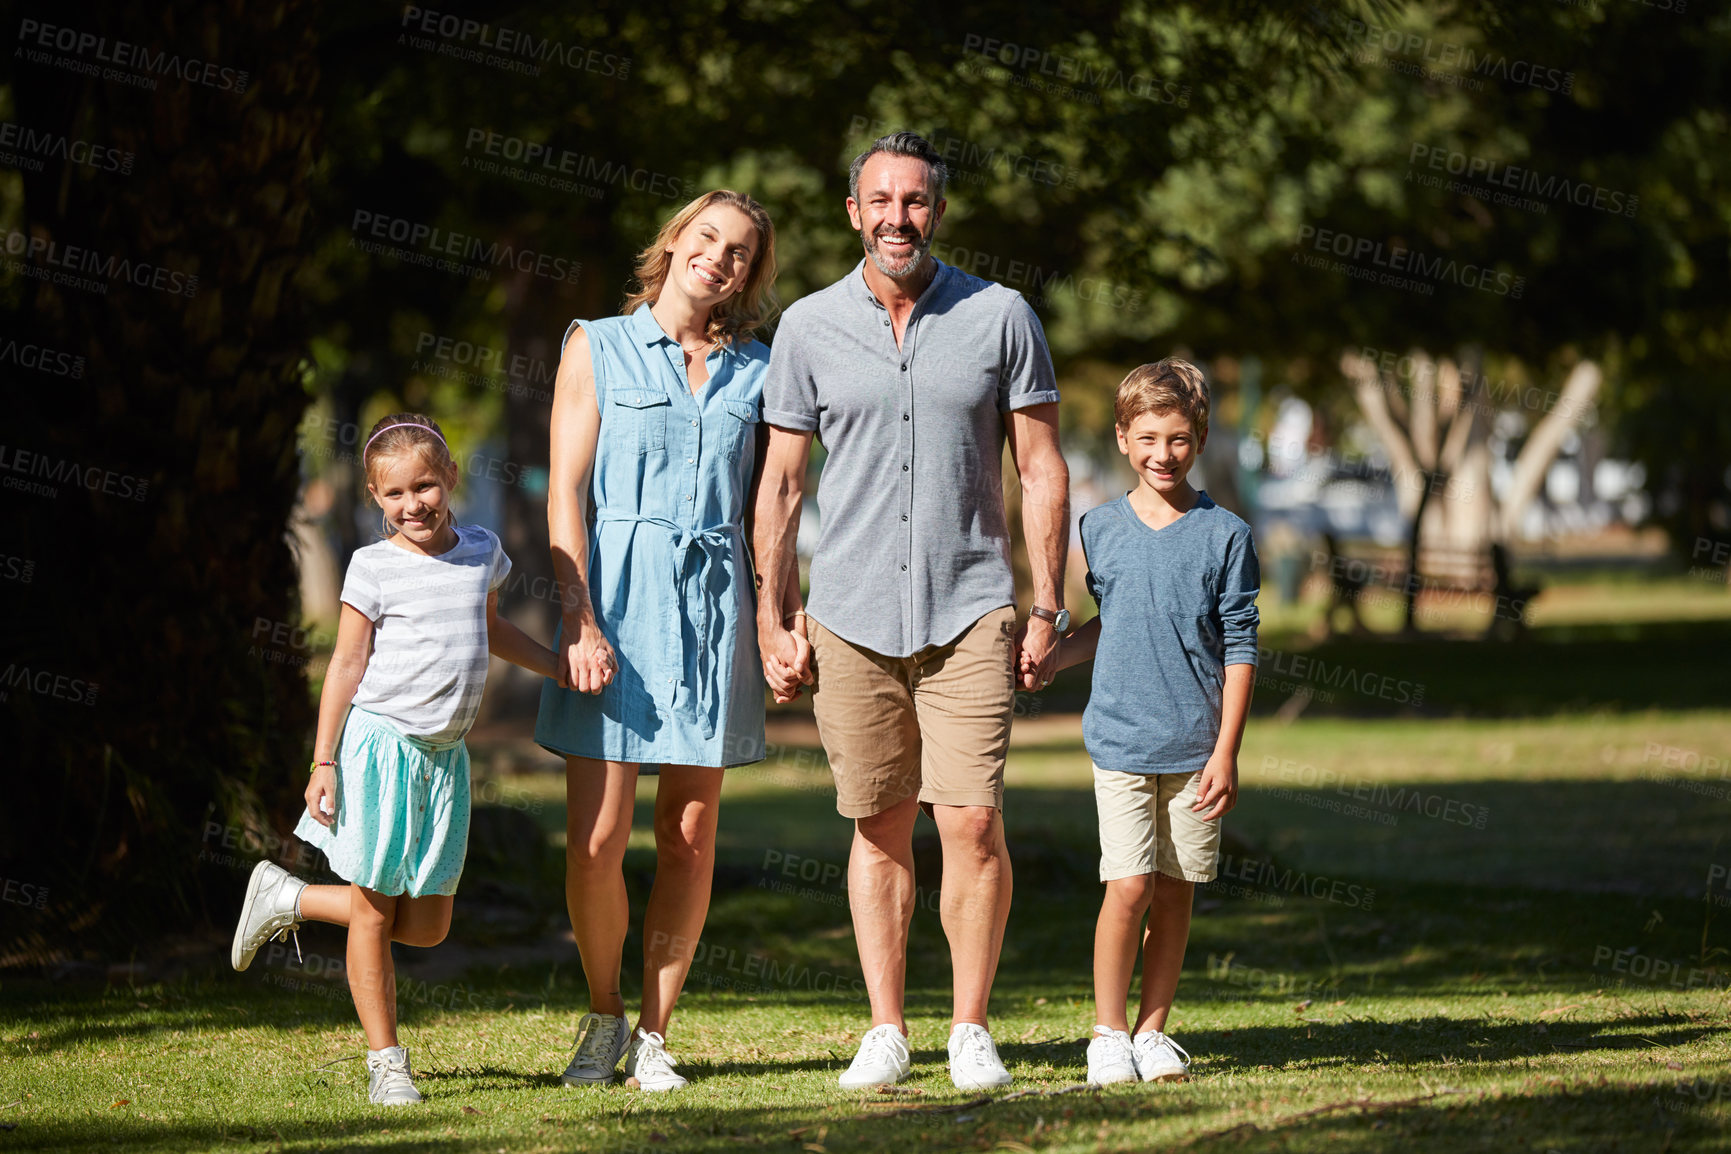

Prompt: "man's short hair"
[848,131,949,204]
[1115,358,1209,436]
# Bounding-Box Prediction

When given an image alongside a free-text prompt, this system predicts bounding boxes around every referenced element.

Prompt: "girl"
[536,190,791,1091]
[231,413,562,1106]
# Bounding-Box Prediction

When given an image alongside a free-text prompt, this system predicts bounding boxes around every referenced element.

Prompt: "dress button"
[691,419,698,426]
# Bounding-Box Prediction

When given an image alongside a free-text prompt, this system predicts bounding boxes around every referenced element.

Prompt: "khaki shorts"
[808,606,1017,820]
[1093,764,1221,883]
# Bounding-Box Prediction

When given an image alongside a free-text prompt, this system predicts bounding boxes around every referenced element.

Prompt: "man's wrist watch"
[1029,605,1070,633]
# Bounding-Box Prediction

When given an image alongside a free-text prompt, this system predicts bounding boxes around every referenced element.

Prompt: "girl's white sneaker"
[561,1012,629,1087]
[1133,1029,1191,1082]
[231,860,306,971]
[366,1045,423,1105]
[624,1028,688,1092]
[1086,1025,1139,1085]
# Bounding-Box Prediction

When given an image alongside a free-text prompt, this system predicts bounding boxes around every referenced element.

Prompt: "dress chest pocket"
[717,399,758,463]
[610,389,670,454]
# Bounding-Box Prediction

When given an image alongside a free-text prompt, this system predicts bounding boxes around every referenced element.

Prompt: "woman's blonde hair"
[361,412,459,538]
[621,189,779,347]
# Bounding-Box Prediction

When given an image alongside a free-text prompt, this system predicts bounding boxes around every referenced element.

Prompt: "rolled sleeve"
[762,311,820,431]
[998,295,1060,412]
[340,553,382,620]
[487,530,513,594]
[1220,527,1262,666]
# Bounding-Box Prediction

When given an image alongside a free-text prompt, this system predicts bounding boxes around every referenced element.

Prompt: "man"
[753,132,1070,1091]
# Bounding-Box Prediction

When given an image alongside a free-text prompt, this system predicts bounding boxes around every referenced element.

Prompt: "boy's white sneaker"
[1086,1025,1139,1085]
[837,1023,912,1088]
[623,1028,688,1091]
[1133,1029,1191,1082]
[948,1022,1012,1091]
[366,1045,423,1106]
[561,1012,629,1087]
[231,860,307,972]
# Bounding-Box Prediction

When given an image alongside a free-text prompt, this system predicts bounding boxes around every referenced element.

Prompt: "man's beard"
[862,225,931,279]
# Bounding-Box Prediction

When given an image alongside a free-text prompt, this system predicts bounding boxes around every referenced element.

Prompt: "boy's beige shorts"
[807,607,1017,820]
[1092,763,1221,883]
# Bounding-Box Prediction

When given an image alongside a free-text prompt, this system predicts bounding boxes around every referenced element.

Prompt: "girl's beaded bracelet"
[310,760,338,771]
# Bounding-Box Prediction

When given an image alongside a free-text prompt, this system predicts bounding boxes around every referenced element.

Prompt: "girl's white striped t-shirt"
[341,523,511,744]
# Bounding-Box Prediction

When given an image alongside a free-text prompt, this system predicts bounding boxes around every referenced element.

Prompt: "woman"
[536,189,790,1092]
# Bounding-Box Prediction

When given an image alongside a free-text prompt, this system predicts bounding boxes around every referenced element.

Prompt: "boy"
[1039,358,1259,1085]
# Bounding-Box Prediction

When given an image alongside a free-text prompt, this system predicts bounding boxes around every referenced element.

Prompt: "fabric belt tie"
[596,511,738,739]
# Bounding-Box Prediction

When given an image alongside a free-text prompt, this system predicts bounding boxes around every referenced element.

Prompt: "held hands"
[305,763,338,828]
[760,616,813,704]
[1192,750,1239,821]
[1014,616,1059,691]
[561,616,617,696]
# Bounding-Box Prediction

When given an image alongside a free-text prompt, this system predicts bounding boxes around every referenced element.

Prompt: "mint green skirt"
[294,706,471,897]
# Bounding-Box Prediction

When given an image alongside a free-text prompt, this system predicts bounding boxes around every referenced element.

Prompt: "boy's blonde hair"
[1115,358,1209,437]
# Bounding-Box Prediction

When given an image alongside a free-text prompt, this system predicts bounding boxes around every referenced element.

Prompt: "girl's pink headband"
[364,422,449,461]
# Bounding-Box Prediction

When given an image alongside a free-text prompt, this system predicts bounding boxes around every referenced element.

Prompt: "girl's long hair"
[621,189,779,347]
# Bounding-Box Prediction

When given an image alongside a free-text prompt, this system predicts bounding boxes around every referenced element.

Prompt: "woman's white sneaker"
[838,1023,912,1088]
[623,1028,688,1091]
[1086,1025,1139,1085]
[561,1012,629,1087]
[948,1023,1012,1091]
[231,860,307,972]
[1132,1029,1191,1082]
[366,1045,423,1106]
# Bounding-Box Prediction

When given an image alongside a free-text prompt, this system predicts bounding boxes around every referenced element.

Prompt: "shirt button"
[903,413,910,421]
[900,364,908,372]
[901,564,908,571]
[901,514,908,521]
[902,464,909,472]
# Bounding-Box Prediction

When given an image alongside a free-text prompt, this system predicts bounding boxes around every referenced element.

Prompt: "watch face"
[1055,609,1071,633]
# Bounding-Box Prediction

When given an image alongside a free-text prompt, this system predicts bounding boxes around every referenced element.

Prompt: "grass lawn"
[5,708,1730,1152]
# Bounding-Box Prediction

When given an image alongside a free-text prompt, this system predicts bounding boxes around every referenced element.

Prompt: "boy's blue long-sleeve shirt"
[1080,491,1260,774]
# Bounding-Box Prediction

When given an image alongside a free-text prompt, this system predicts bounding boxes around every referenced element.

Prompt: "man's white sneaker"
[1133,1029,1191,1082]
[561,1012,629,1087]
[366,1045,423,1105]
[623,1028,688,1092]
[837,1023,912,1089]
[948,1023,1012,1091]
[1086,1025,1139,1085]
[231,860,307,972]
